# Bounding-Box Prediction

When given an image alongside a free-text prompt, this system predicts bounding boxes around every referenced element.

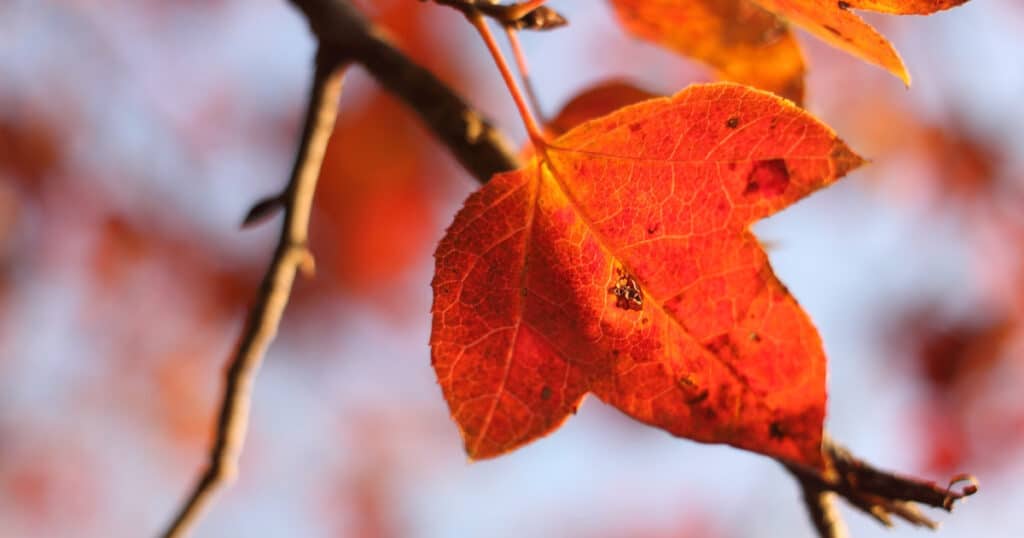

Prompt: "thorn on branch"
[241,193,285,228]
[293,244,316,278]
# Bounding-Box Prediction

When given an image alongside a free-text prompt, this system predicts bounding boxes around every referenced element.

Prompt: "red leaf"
[431,83,863,467]
[549,80,658,136]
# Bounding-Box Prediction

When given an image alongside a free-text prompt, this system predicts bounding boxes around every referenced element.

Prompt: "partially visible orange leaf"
[609,0,975,90]
[756,0,908,83]
[549,80,658,136]
[431,83,864,467]
[840,0,968,14]
[609,0,806,103]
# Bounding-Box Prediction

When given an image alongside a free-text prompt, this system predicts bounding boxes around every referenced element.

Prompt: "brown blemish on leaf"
[706,334,740,361]
[687,389,710,405]
[609,267,644,311]
[726,116,740,129]
[541,386,553,401]
[744,159,790,196]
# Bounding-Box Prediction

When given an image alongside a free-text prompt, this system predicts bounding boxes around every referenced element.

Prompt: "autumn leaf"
[431,83,864,467]
[549,80,658,136]
[609,0,972,90]
[314,91,438,294]
[609,0,806,103]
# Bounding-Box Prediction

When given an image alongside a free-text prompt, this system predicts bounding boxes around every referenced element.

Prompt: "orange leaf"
[431,83,864,467]
[609,0,806,103]
[755,0,908,84]
[610,0,973,88]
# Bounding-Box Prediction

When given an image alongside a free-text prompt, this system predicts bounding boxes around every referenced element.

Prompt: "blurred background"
[0,0,1022,536]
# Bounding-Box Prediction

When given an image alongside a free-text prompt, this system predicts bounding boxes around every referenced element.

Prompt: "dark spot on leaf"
[728,162,737,171]
[749,332,762,342]
[824,25,841,36]
[705,334,739,360]
[769,117,778,130]
[687,389,709,405]
[744,159,790,196]
[609,268,643,311]
[647,222,659,235]
[837,1,850,9]
[541,386,552,401]
[726,116,740,129]
[770,420,786,440]
[706,335,727,353]
[628,122,642,133]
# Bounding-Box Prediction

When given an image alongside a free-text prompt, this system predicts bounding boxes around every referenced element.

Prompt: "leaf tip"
[831,142,868,179]
[886,53,912,87]
[899,68,912,88]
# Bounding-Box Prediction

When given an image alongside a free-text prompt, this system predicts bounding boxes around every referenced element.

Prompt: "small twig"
[783,437,978,537]
[797,481,848,538]
[161,51,347,538]
[164,1,521,535]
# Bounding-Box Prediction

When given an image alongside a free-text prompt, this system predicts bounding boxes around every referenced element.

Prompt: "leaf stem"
[504,27,545,126]
[468,12,547,149]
